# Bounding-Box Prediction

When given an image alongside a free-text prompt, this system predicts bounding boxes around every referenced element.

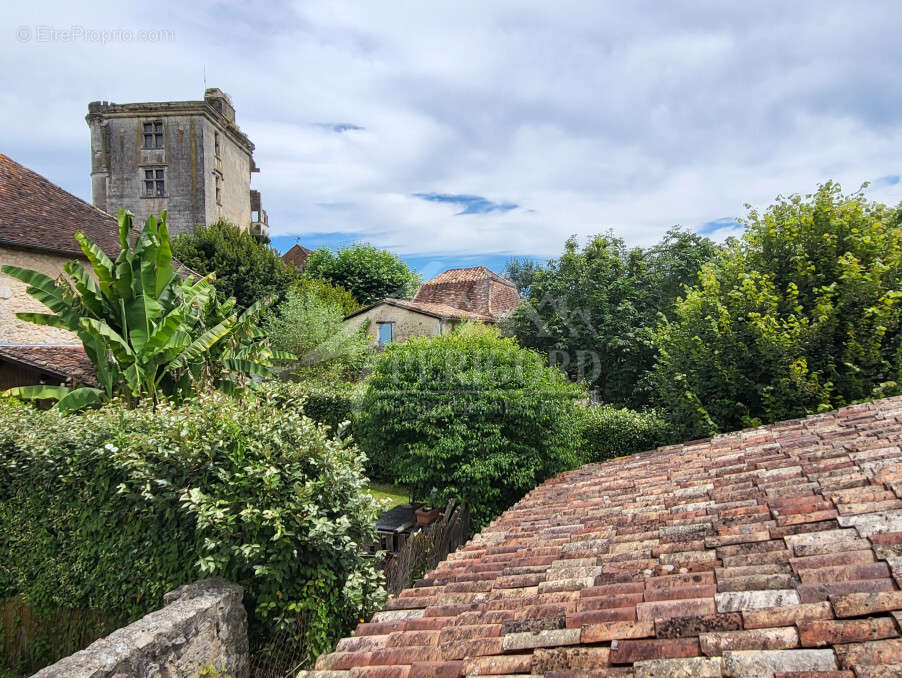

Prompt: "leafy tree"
[355,324,585,528]
[1,210,282,411]
[266,283,370,381]
[171,220,299,310]
[295,277,360,316]
[653,183,902,438]
[506,228,718,407]
[303,243,420,305]
[504,257,544,297]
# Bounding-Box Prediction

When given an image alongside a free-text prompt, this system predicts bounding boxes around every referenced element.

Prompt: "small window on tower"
[142,121,163,149]
[215,173,222,205]
[144,168,165,197]
[214,131,221,158]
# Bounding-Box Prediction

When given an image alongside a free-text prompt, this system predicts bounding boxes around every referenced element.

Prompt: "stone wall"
[31,578,248,678]
[0,246,79,344]
[345,304,451,346]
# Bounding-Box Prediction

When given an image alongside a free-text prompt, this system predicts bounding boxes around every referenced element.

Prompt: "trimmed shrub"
[0,390,385,672]
[579,405,672,463]
[355,324,586,529]
[265,380,362,434]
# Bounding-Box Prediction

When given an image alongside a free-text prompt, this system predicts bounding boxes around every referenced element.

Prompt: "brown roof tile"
[0,345,97,385]
[0,153,121,257]
[413,266,518,319]
[306,396,902,677]
[282,243,313,269]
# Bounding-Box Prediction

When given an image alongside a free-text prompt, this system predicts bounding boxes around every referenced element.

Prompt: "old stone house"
[86,88,268,238]
[0,154,123,388]
[344,266,519,347]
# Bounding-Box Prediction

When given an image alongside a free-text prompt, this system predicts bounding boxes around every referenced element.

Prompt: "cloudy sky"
[2,1,901,276]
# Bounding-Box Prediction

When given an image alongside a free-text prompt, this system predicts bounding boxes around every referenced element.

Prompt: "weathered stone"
[32,578,248,678]
[698,627,799,656]
[721,649,838,676]
[501,627,581,651]
[741,602,833,629]
[654,613,743,639]
[634,656,723,678]
[714,589,801,613]
[831,591,902,617]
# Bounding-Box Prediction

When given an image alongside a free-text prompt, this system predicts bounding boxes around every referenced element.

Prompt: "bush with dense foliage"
[303,243,420,305]
[506,228,718,408]
[653,183,902,439]
[265,379,362,433]
[578,405,673,463]
[171,220,299,310]
[355,324,585,528]
[267,283,371,381]
[0,389,385,671]
[2,210,283,411]
[295,277,360,316]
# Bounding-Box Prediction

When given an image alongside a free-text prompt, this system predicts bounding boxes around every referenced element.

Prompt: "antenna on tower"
[203,65,207,90]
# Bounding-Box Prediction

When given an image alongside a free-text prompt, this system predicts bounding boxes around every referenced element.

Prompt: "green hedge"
[579,405,672,462]
[355,324,586,529]
[0,390,384,672]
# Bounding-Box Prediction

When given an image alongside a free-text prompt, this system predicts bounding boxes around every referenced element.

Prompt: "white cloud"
[1,0,901,256]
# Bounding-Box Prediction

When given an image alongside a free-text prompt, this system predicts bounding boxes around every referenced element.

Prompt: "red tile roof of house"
[421,266,516,288]
[305,396,902,677]
[414,267,519,319]
[0,153,123,257]
[0,345,97,386]
[282,243,314,269]
[345,299,494,322]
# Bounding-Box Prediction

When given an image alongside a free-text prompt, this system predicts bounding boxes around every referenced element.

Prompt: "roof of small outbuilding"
[303,396,902,677]
[345,298,494,322]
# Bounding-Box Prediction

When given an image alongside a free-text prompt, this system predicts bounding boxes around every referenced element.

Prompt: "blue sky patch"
[697,218,742,236]
[413,193,518,215]
[317,123,365,133]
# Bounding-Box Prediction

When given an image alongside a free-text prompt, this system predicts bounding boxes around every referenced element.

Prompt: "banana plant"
[2,209,282,412]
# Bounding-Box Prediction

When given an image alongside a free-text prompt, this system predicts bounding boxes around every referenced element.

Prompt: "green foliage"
[303,243,421,305]
[2,210,281,411]
[507,228,719,407]
[267,284,371,381]
[503,257,545,297]
[266,379,362,434]
[653,183,902,438]
[171,220,299,310]
[0,390,385,670]
[296,278,360,316]
[355,324,586,528]
[578,405,673,463]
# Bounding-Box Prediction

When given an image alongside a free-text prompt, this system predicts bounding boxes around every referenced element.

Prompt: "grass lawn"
[367,482,410,508]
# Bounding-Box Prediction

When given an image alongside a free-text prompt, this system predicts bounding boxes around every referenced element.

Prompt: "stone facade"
[346,302,452,346]
[0,245,79,345]
[32,578,248,678]
[86,88,267,238]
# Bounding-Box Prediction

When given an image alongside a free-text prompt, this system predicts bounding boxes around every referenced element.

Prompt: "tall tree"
[504,257,545,297]
[303,243,420,305]
[171,220,299,310]
[507,228,719,407]
[653,183,902,438]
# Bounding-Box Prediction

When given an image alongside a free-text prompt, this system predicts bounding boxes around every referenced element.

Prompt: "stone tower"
[86,88,268,237]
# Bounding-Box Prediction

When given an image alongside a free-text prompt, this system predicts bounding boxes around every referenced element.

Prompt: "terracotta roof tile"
[413,267,518,319]
[304,396,902,677]
[0,344,97,385]
[0,153,121,257]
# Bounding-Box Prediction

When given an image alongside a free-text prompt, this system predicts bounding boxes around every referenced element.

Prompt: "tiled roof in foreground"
[304,396,902,678]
